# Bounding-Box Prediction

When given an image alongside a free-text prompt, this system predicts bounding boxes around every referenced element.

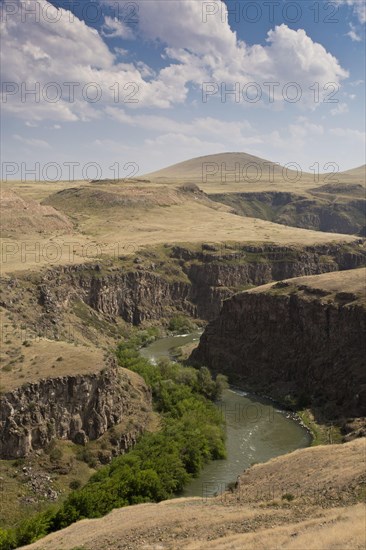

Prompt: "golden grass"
[247,267,366,305]
[0,179,359,275]
[22,439,366,550]
[0,309,106,392]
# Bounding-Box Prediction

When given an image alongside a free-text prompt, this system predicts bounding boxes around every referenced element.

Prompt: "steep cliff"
[33,241,366,330]
[192,268,366,421]
[0,361,152,459]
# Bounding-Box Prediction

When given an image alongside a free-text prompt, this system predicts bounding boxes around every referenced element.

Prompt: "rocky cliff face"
[210,192,366,235]
[36,241,366,327]
[0,361,152,459]
[192,278,366,420]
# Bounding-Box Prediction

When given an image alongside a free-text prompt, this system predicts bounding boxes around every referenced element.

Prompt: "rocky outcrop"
[0,361,152,459]
[37,242,366,326]
[191,273,366,420]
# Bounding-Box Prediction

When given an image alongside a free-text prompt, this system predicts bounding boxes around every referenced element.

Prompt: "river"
[140,331,311,498]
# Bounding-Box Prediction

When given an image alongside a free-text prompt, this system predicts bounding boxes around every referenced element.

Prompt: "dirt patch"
[1,190,73,236]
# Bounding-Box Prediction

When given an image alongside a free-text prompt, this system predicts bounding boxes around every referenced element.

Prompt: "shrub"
[168,315,196,333]
[0,529,16,550]
[69,480,82,491]
[282,493,295,502]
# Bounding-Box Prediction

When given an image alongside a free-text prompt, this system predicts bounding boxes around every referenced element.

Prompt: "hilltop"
[144,152,365,191]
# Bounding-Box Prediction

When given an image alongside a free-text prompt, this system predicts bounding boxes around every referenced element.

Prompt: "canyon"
[192,268,366,426]
[1,241,365,461]
[0,155,365,548]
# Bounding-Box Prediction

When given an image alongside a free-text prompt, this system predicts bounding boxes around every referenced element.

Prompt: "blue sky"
[1,0,365,180]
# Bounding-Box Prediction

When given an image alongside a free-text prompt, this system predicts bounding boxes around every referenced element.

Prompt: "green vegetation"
[0,335,227,549]
[282,393,342,446]
[168,314,196,333]
[297,410,342,446]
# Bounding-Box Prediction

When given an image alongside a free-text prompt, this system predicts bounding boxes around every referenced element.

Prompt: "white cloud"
[13,134,50,148]
[349,79,364,86]
[334,0,366,24]
[343,91,357,99]
[331,102,349,115]
[137,0,238,56]
[105,107,251,138]
[289,118,324,139]
[346,23,363,41]
[1,0,349,124]
[102,16,134,39]
[329,128,365,141]
[1,0,185,120]
[134,1,349,107]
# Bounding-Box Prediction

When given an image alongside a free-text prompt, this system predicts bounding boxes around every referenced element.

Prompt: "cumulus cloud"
[1,0,349,123]
[0,0,184,120]
[135,2,348,107]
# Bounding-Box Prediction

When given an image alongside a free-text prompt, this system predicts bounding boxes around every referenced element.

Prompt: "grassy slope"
[1,179,359,275]
[23,438,366,550]
[247,266,366,305]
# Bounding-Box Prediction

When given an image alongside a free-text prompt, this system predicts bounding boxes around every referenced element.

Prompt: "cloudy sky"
[1,0,365,180]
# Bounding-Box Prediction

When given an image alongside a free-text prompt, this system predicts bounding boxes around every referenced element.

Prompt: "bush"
[0,529,16,550]
[168,315,196,333]
[69,480,82,491]
[76,448,97,468]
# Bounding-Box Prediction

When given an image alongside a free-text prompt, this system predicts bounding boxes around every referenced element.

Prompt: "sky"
[1,0,365,180]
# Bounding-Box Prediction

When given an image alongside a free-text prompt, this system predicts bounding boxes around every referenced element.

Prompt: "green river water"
[140,331,311,498]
